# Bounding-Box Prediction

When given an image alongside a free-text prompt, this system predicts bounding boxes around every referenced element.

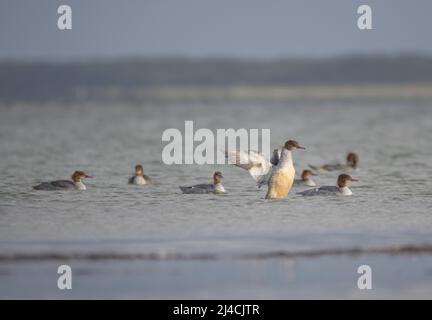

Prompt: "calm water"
[1,100,432,298]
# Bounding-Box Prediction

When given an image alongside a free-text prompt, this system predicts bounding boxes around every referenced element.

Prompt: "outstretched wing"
[225,150,272,184]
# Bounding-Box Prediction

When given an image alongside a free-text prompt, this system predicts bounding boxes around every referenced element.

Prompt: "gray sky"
[1,0,432,61]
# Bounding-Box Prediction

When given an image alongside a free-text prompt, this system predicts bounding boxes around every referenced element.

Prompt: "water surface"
[1,100,432,298]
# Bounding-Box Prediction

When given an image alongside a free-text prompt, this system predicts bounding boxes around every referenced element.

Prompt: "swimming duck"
[266,140,305,199]
[128,164,152,185]
[297,174,358,196]
[294,170,317,187]
[179,171,226,194]
[309,152,359,173]
[33,171,92,190]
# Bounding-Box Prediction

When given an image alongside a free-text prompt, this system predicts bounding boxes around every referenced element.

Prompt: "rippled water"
[1,99,432,298]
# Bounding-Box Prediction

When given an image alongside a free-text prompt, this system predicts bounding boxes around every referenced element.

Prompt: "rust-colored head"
[71,171,92,182]
[135,164,144,176]
[301,169,316,181]
[213,171,223,184]
[284,140,305,151]
[346,152,359,168]
[337,174,358,188]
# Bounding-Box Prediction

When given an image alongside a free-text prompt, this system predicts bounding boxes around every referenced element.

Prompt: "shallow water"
[1,100,432,298]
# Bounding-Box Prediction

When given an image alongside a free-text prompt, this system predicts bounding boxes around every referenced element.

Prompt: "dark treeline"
[1,54,432,101]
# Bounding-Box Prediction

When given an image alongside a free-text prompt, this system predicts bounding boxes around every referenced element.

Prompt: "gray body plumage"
[33,180,75,190]
[297,185,340,196]
[179,184,215,194]
[310,164,343,171]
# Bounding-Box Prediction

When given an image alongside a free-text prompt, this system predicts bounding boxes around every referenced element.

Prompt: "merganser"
[225,147,286,187]
[309,152,359,172]
[266,140,305,199]
[180,171,226,194]
[294,170,317,187]
[297,174,358,196]
[33,171,92,190]
[128,164,152,185]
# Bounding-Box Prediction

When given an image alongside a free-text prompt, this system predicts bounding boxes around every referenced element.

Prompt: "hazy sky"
[1,0,432,61]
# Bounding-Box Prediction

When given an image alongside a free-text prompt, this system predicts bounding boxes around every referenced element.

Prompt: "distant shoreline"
[3,83,432,104]
[2,55,432,102]
[131,83,432,102]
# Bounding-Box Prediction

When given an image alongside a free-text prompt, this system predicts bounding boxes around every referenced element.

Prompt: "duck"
[33,171,92,190]
[309,152,359,173]
[297,174,358,196]
[128,164,152,185]
[266,140,305,199]
[294,170,317,187]
[179,171,226,194]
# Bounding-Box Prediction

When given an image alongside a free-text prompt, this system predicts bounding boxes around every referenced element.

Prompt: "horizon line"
[1,51,432,64]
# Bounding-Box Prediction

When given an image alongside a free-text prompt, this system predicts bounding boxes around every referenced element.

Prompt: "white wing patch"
[225,150,273,185]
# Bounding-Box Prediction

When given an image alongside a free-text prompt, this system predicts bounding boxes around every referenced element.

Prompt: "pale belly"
[266,167,295,199]
[134,176,147,185]
[74,182,87,190]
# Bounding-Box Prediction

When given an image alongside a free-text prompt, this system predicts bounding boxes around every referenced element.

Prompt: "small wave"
[1,243,432,262]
